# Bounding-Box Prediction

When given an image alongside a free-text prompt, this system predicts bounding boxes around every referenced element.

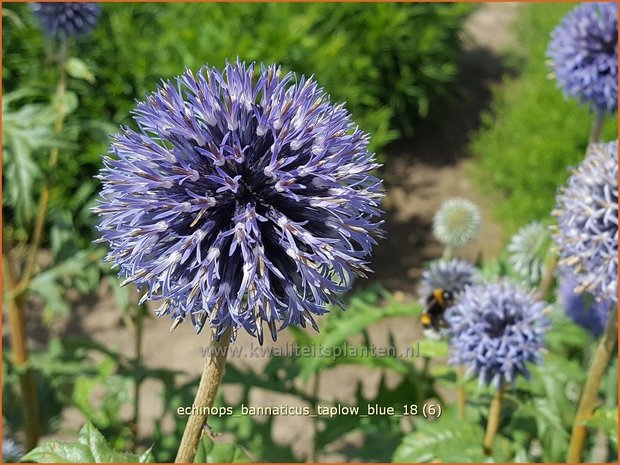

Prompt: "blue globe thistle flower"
[432,198,481,249]
[558,269,613,337]
[31,2,101,40]
[547,2,618,113]
[418,258,479,303]
[552,141,617,303]
[2,437,23,463]
[445,281,549,388]
[508,222,550,287]
[95,61,384,343]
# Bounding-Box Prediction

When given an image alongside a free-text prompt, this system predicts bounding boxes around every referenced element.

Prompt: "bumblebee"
[421,288,454,337]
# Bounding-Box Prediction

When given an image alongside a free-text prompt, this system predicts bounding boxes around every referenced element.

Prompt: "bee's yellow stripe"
[421,314,431,325]
[433,288,445,306]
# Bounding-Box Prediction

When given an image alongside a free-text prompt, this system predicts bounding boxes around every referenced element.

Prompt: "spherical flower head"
[31,2,101,40]
[558,269,613,337]
[432,197,481,249]
[96,61,384,343]
[445,281,549,388]
[508,221,550,286]
[2,437,23,463]
[418,258,479,303]
[547,2,618,113]
[552,141,617,303]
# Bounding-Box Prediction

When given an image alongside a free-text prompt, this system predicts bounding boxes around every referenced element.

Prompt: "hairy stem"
[483,382,505,455]
[130,303,146,451]
[310,372,321,462]
[589,110,605,144]
[567,308,618,462]
[457,367,467,421]
[175,327,232,463]
[3,253,40,450]
[536,253,557,300]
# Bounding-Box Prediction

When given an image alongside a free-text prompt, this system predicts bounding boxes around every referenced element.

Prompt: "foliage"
[469,2,618,235]
[21,422,154,463]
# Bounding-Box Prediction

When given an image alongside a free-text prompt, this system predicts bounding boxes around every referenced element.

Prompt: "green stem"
[567,308,618,462]
[130,303,146,451]
[589,110,605,144]
[3,253,40,450]
[457,366,466,421]
[175,327,232,463]
[483,382,505,455]
[16,39,68,295]
[310,372,321,462]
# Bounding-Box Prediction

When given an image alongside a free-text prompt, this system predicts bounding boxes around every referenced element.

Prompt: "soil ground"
[6,3,521,462]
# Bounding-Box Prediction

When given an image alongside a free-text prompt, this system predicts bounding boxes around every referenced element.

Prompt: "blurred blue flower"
[559,270,613,337]
[547,2,618,113]
[552,141,618,303]
[445,281,549,388]
[31,2,101,39]
[418,258,478,303]
[2,437,23,463]
[95,61,384,343]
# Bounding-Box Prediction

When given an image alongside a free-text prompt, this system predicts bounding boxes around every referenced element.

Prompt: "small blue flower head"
[508,221,550,287]
[558,269,613,337]
[552,141,618,303]
[31,2,101,40]
[445,281,549,388]
[432,197,481,249]
[418,258,479,303]
[547,2,618,113]
[95,61,384,343]
[2,437,23,463]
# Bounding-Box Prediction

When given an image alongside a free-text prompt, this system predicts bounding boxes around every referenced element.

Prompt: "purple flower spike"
[95,61,384,343]
[445,281,549,388]
[547,2,618,113]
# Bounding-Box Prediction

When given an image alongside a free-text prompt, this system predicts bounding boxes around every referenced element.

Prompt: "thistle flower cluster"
[445,281,549,388]
[552,141,617,303]
[31,2,101,40]
[558,270,613,337]
[547,2,618,113]
[96,61,383,342]
[508,222,550,286]
[432,198,481,249]
[418,258,478,303]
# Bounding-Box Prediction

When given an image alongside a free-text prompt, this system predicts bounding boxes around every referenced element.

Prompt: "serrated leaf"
[138,446,155,463]
[21,422,140,463]
[66,57,96,83]
[393,420,486,463]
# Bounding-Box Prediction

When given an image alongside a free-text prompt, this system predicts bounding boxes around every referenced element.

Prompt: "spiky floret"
[508,221,550,287]
[96,61,384,342]
[31,2,101,39]
[432,197,481,249]
[418,258,478,303]
[547,2,618,113]
[445,281,549,388]
[552,141,617,303]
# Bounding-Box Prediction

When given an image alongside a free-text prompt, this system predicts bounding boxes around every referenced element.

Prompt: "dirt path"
[12,3,521,462]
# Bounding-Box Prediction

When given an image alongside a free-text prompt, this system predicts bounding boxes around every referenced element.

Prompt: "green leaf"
[194,436,251,463]
[21,422,140,463]
[138,447,155,463]
[417,338,449,358]
[583,407,618,445]
[65,57,96,83]
[393,420,486,463]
